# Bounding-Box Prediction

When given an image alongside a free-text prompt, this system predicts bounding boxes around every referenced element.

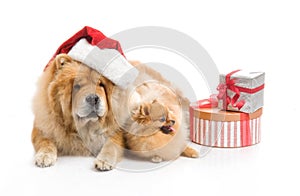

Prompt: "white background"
[0,0,299,195]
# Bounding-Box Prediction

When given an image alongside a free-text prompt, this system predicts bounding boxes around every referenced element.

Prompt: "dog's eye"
[99,83,104,88]
[159,116,166,122]
[73,84,81,90]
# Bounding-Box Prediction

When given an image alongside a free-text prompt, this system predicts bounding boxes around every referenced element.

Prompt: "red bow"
[192,94,219,108]
[193,70,264,111]
[217,70,245,110]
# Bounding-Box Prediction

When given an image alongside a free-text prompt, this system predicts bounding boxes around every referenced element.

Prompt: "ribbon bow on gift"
[192,70,245,109]
[192,94,219,108]
[193,69,264,110]
[217,70,246,110]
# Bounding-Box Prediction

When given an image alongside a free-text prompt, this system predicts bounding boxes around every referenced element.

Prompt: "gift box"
[189,106,262,148]
[218,70,265,113]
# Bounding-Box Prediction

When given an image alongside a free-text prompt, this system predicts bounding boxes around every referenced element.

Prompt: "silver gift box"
[218,70,265,113]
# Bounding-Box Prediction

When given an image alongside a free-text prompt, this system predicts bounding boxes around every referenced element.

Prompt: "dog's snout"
[86,94,100,106]
[170,120,175,125]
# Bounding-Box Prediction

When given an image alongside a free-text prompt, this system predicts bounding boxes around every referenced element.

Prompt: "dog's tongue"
[161,126,175,134]
[169,126,175,133]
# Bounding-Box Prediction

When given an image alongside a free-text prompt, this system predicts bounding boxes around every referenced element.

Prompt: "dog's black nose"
[86,94,100,106]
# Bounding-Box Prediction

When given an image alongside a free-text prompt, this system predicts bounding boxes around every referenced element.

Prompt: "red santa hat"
[45,26,138,89]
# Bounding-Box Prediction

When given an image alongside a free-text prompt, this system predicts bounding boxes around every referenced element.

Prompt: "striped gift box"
[189,107,262,148]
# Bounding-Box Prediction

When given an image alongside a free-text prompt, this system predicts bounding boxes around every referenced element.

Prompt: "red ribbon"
[216,70,253,146]
[194,70,264,112]
[237,84,265,94]
[192,95,219,108]
[217,70,246,110]
[240,112,251,146]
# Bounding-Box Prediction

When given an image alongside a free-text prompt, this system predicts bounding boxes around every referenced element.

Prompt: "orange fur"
[31,54,124,171]
[126,100,198,162]
[112,62,199,162]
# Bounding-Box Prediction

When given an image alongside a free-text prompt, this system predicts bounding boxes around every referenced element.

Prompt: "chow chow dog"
[31,54,124,171]
[112,63,199,162]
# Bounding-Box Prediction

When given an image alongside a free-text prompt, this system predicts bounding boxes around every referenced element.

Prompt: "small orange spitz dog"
[113,62,199,163]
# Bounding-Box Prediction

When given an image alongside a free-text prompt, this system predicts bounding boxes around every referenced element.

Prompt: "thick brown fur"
[112,62,198,162]
[31,54,124,171]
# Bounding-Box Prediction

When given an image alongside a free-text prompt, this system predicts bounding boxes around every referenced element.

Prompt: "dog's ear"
[54,54,72,70]
[140,103,150,116]
[132,103,151,123]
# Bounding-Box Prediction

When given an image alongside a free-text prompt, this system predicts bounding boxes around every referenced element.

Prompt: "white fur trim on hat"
[68,38,138,89]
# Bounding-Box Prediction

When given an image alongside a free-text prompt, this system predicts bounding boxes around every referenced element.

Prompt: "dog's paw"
[35,151,57,168]
[94,159,114,171]
[151,155,163,163]
[181,146,199,158]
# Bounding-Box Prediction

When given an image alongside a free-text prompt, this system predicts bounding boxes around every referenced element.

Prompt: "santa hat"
[45,26,138,89]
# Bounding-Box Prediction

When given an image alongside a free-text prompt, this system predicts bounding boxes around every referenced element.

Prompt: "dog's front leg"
[94,132,124,171]
[32,126,57,167]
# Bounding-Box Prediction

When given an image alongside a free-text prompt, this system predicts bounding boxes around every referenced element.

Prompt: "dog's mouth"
[160,125,175,134]
[76,111,100,123]
[85,111,99,119]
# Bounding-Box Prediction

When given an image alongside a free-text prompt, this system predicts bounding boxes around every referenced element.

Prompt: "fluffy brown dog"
[126,100,198,162]
[112,63,198,162]
[31,54,124,171]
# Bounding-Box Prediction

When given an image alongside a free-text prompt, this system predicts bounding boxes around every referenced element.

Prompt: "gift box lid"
[190,107,263,122]
[220,70,265,89]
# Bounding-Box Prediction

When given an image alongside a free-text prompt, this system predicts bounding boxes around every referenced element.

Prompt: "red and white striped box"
[189,107,262,148]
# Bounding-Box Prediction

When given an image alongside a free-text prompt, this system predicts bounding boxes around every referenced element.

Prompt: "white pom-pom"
[68,38,138,89]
